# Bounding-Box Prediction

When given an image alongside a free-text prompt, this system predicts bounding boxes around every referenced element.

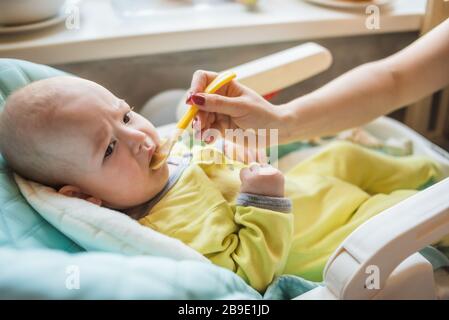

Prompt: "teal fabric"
[0,59,67,109]
[0,59,82,252]
[420,246,449,271]
[264,275,321,300]
[0,247,261,299]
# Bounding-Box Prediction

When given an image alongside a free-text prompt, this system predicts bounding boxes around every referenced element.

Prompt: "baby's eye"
[123,112,131,124]
[123,107,134,124]
[104,141,116,159]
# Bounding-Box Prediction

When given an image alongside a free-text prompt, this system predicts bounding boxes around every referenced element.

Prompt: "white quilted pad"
[13,173,209,263]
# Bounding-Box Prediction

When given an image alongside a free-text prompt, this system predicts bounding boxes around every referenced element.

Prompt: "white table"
[0,0,426,65]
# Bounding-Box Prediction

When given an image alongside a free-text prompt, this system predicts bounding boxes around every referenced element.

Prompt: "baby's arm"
[281,18,449,143]
[227,200,293,292]
[210,164,293,292]
[189,143,293,291]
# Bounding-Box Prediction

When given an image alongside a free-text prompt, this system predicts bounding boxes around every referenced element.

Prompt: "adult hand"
[187,70,284,144]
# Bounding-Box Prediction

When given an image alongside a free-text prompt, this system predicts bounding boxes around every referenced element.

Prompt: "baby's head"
[0,76,169,210]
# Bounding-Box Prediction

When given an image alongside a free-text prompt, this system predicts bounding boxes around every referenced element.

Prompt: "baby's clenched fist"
[240,163,285,197]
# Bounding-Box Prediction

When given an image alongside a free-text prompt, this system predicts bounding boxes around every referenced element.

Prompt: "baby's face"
[50,78,169,209]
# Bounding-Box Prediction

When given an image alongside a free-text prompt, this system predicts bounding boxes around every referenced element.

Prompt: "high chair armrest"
[230,42,332,96]
[323,177,449,300]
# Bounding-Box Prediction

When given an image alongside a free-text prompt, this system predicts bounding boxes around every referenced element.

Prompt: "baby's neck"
[123,161,180,219]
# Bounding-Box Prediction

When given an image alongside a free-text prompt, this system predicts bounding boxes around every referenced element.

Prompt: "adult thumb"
[191,93,244,117]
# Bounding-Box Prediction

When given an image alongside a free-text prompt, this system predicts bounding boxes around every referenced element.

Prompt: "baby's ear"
[58,185,102,206]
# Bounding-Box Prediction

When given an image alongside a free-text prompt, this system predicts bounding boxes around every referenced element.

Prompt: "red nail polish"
[192,118,200,130]
[185,92,193,104]
[192,94,205,106]
[207,136,215,144]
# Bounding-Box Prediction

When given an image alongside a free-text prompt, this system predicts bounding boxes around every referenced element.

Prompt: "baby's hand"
[240,163,285,197]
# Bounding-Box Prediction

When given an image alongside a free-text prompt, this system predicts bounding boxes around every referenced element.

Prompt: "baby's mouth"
[148,145,156,165]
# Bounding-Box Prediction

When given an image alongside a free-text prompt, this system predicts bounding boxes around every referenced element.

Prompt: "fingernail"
[185,92,193,104]
[192,93,205,106]
[206,136,215,144]
[192,118,200,130]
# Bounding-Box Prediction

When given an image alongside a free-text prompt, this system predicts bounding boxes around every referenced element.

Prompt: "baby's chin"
[149,161,170,188]
[110,163,170,210]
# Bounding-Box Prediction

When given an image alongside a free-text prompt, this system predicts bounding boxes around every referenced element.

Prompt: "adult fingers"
[191,93,246,117]
[189,70,219,95]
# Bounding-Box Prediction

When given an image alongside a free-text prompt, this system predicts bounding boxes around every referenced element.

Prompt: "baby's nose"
[126,129,148,154]
[142,135,155,151]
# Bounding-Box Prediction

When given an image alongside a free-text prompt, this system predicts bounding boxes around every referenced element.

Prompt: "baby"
[0,76,441,292]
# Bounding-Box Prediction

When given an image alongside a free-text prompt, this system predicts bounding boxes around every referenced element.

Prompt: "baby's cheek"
[110,168,141,192]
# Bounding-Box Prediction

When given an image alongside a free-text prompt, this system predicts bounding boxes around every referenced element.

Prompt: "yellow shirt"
[139,143,293,292]
[138,141,440,292]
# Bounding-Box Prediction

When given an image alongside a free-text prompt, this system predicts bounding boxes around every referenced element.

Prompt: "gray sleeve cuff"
[236,193,292,213]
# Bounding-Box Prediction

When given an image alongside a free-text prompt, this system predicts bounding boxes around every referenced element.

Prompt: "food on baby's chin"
[150,152,167,170]
[149,138,170,170]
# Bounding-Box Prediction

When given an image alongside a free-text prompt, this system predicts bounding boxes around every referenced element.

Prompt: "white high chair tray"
[364,116,449,174]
